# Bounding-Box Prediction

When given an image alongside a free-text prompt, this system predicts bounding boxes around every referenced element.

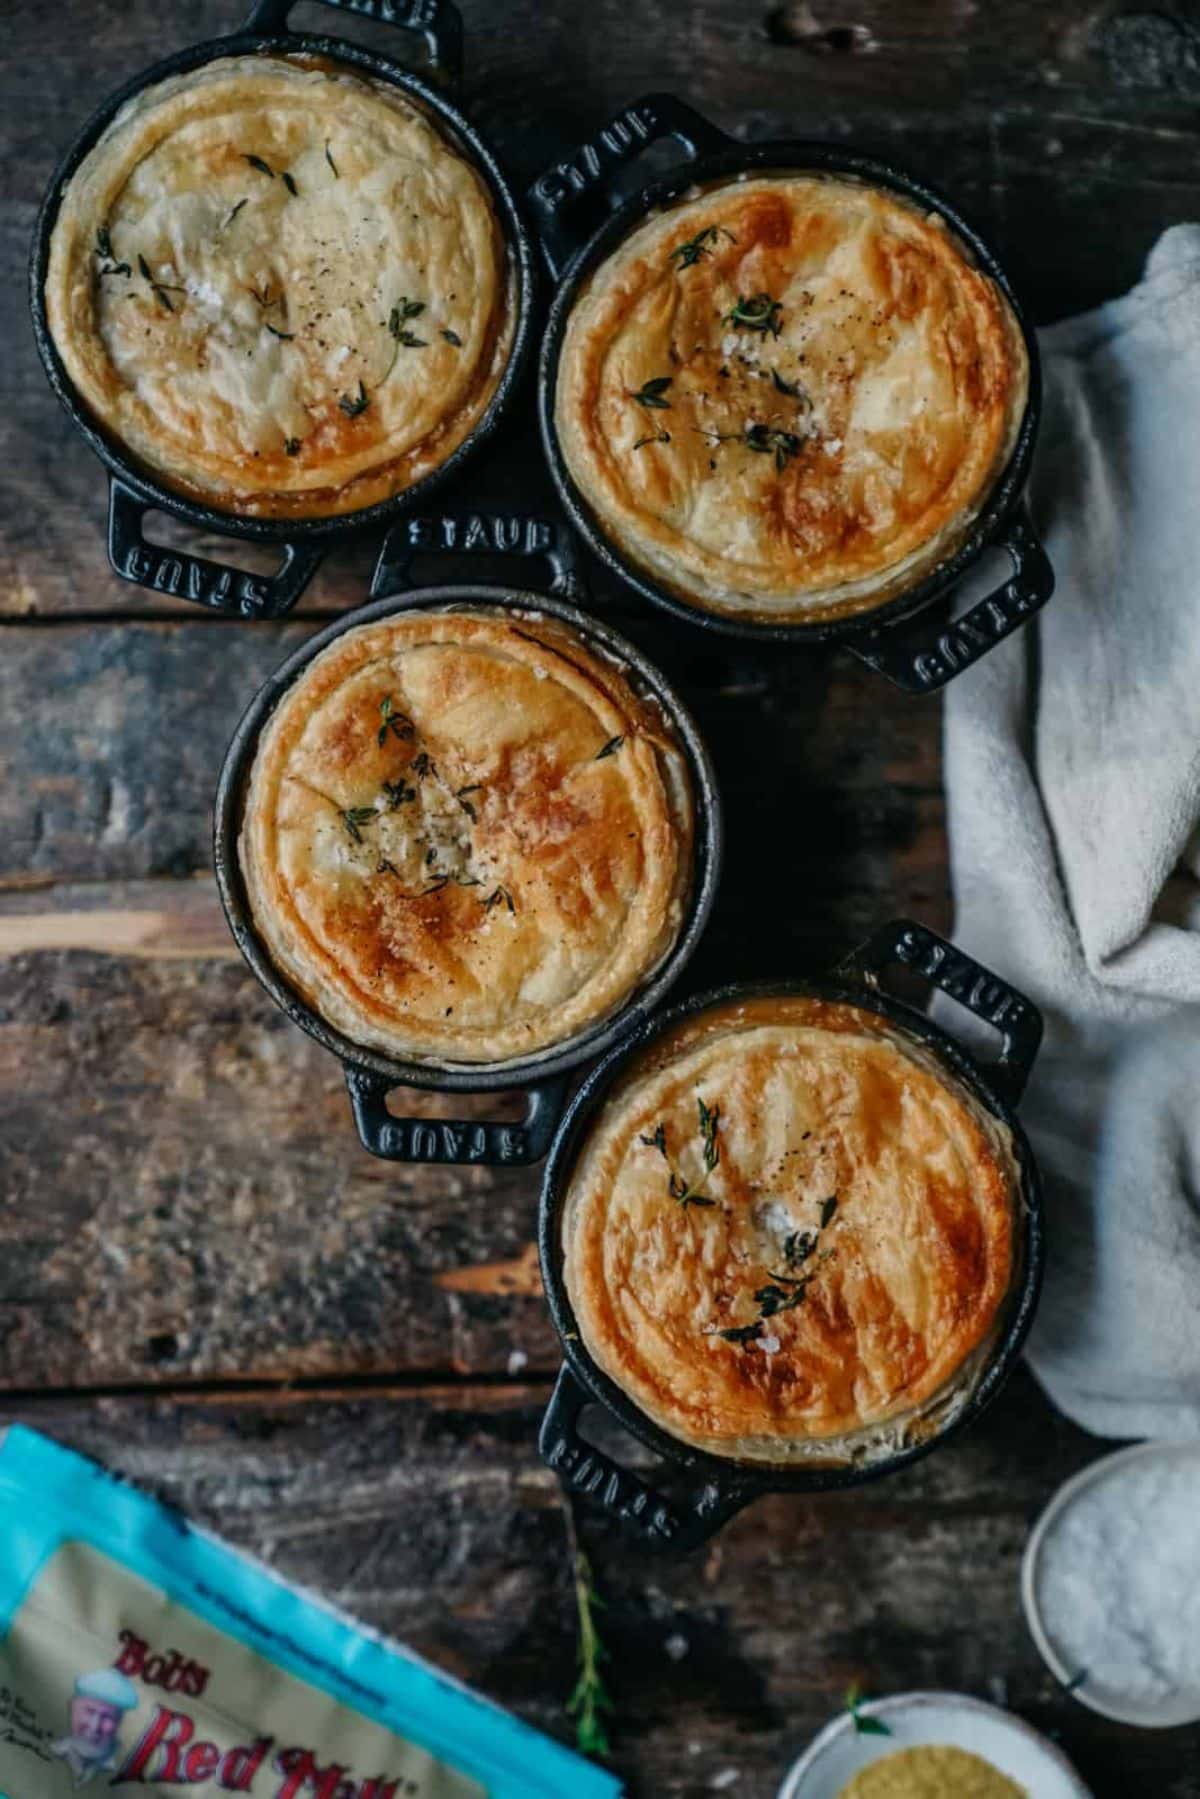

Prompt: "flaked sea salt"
[1034,1451,1200,1709]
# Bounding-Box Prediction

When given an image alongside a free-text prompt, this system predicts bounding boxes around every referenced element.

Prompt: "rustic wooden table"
[4,2,1200,1794]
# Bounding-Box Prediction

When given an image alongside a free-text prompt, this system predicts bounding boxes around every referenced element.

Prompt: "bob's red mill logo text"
[100,1630,421,1796]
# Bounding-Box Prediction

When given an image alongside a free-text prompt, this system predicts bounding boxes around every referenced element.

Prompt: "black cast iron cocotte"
[528,93,1054,694]
[29,0,535,620]
[537,918,1045,1550]
[213,510,722,1168]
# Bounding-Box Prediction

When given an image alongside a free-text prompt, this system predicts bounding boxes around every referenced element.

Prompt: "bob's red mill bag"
[0,1427,622,1798]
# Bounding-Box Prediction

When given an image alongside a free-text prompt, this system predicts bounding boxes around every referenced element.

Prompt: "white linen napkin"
[944,224,1200,1440]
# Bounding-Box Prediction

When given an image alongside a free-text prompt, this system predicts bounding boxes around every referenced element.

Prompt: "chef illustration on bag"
[49,1667,138,1786]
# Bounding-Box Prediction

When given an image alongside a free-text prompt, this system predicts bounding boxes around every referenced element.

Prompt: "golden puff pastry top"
[561,996,1019,1461]
[555,174,1028,621]
[239,608,694,1067]
[45,56,514,518]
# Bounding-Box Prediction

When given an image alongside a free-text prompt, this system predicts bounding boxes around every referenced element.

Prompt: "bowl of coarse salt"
[1022,1441,1200,1728]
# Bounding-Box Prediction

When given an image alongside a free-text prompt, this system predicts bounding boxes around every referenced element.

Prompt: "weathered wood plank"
[0,805,946,1391]
[0,1375,1194,1799]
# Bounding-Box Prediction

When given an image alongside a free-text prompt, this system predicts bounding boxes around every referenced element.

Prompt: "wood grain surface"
[3,1,1200,1793]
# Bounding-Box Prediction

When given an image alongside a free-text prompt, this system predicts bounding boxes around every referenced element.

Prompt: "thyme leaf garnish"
[281,170,299,197]
[771,367,803,397]
[376,856,399,876]
[455,783,483,821]
[94,227,131,278]
[377,695,416,747]
[716,1189,840,1346]
[284,437,301,456]
[339,381,370,419]
[339,805,378,844]
[629,375,672,410]
[223,198,249,230]
[698,1096,721,1173]
[783,1229,816,1268]
[724,291,782,336]
[485,885,516,915]
[388,297,427,348]
[669,223,736,268]
[137,253,185,313]
[265,323,294,340]
[645,1100,721,1213]
[632,431,671,451]
[325,141,339,177]
[846,1683,893,1737]
[244,153,275,178]
[441,327,462,346]
[594,736,624,761]
[743,423,804,473]
[381,778,416,810]
[410,750,436,781]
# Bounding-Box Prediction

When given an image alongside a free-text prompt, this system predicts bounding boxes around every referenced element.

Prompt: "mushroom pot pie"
[239,608,694,1067]
[554,174,1029,623]
[44,56,514,519]
[560,995,1020,1463]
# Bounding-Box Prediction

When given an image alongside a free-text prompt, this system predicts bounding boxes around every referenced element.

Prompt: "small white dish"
[1022,1439,1200,1728]
[777,1691,1091,1798]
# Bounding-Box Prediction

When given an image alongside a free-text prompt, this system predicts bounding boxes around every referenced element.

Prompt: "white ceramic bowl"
[1022,1439,1200,1728]
[777,1691,1091,1798]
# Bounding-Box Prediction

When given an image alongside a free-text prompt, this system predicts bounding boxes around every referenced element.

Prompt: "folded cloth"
[944,224,1200,1441]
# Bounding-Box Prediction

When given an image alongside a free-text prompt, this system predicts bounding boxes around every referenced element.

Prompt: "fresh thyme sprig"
[743,423,804,472]
[339,381,370,419]
[698,423,804,474]
[594,736,624,761]
[455,784,483,821]
[243,153,274,178]
[441,326,462,347]
[485,885,516,915]
[845,1682,892,1737]
[94,227,131,279]
[771,367,804,398]
[377,695,416,747]
[669,223,736,268]
[562,1498,612,1761]
[325,141,339,177]
[339,805,378,844]
[389,296,427,348]
[716,1188,839,1343]
[629,376,672,410]
[137,254,185,314]
[724,291,782,336]
[641,1097,720,1213]
[381,777,416,810]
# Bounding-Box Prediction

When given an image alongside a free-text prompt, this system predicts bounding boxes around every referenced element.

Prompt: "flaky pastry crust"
[562,995,1018,1460]
[46,56,513,517]
[555,174,1027,621]
[239,608,694,1066]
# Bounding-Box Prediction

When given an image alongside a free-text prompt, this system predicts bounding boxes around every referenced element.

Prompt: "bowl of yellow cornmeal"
[777,1693,1091,1799]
